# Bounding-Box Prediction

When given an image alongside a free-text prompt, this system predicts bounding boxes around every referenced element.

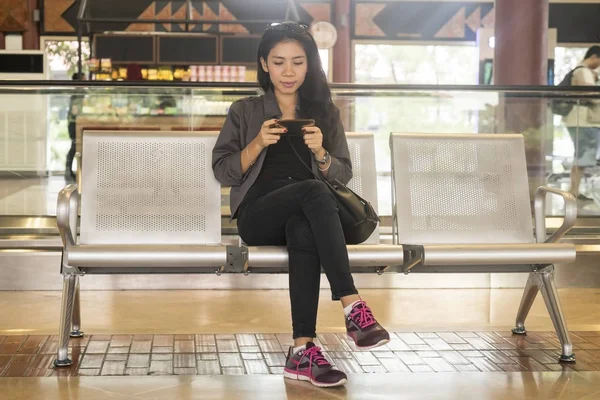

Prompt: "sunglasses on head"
[267,22,309,33]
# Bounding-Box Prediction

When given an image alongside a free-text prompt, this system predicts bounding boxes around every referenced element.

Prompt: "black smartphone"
[275,119,315,136]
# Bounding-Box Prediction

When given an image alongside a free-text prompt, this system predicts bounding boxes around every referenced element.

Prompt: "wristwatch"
[315,151,330,165]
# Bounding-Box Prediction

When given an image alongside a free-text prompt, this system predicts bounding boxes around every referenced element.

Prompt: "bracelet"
[245,147,255,166]
[314,150,330,165]
[318,159,331,172]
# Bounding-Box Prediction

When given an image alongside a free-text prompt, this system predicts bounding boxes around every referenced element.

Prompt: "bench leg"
[54,274,77,367]
[512,267,575,363]
[70,276,84,338]
[512,272,541,335]
[539,267,575,363]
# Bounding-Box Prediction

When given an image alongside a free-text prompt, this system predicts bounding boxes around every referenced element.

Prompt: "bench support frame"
[54,272,80,367]
[513,266,575,362]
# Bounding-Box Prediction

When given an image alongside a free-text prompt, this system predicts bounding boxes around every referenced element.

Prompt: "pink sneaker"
[283,342,347,388]
[345,300,390,350]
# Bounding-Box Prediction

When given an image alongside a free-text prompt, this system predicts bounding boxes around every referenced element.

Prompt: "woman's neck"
[274,89,298,117]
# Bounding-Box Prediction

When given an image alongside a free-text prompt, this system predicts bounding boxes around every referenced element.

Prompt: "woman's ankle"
[340,294,361,308]
[293,337,313,348]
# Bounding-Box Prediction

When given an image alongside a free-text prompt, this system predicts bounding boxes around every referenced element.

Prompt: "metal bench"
[54,130,402,367]
[390,133,578,362]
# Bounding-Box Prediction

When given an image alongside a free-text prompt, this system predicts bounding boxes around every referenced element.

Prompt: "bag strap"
[287,135,322,181]
[287,136,378,221]
[568,65,585,83]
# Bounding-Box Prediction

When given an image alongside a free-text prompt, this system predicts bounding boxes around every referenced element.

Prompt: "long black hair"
[584,45,600,60]
[257,22,339,137]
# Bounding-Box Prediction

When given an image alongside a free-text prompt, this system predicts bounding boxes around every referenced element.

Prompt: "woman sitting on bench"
[212,21,389,388]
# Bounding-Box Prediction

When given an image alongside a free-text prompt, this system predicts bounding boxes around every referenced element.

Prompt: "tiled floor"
[2,331,600,378]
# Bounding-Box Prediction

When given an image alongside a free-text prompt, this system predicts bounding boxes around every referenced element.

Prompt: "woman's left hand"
[302,125,325,157]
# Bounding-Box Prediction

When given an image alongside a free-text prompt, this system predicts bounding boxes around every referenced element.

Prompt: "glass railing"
[329,85,600,219]
[1,81,599,232]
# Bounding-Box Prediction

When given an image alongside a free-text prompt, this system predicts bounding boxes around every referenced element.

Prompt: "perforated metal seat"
[81,131,223,245]
[391,133,577,362]
[345,133,380,244]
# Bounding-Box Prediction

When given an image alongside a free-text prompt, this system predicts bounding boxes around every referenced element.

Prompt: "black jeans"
[237,178,358,339]
[65,122,76,174]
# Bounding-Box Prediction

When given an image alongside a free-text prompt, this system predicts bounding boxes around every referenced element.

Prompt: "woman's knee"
[285,214,315,249]
[299,180,336,208]
[301,179,329,193]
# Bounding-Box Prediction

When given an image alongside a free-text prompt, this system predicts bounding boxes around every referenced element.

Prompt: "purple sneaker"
[346,300,390,350]
[283,342,347,388]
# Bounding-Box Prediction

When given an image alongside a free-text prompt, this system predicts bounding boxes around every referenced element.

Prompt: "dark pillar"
[495,0,548,87]
[0,33,5,50]
[22,0,40,50]
[333,0,350,83]
[494,0,550,196]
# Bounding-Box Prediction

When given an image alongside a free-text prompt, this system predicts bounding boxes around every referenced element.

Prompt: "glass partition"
[1,82,599,236]
[334,88,600,216]
[330,87,600,218]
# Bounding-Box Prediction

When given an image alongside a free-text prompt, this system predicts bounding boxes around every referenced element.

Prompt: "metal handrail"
[534,186,578,244]
[1,80,600,94]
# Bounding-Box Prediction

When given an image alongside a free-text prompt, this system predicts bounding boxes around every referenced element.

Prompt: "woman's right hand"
[253,118,287,149]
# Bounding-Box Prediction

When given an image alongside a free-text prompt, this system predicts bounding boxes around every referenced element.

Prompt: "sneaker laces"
[348,301,376,329]
[302,345,331,367]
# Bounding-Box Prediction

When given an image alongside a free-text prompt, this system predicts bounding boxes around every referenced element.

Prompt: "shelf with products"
[90,32,262,82]
[88,58,256,83]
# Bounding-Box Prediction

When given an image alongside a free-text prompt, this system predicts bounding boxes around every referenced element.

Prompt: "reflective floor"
[1,288,600,335]
[1,288,600,398]
[0,176,63,216]
[2,372,600,400]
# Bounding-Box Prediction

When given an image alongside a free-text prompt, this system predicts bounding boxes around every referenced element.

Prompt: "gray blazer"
[212,89,353,219]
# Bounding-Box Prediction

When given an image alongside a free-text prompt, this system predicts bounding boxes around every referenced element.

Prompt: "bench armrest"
[534,186,577,244]
[56,184,79,249]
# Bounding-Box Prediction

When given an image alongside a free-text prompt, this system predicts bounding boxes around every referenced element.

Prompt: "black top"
[254,134,313,183]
